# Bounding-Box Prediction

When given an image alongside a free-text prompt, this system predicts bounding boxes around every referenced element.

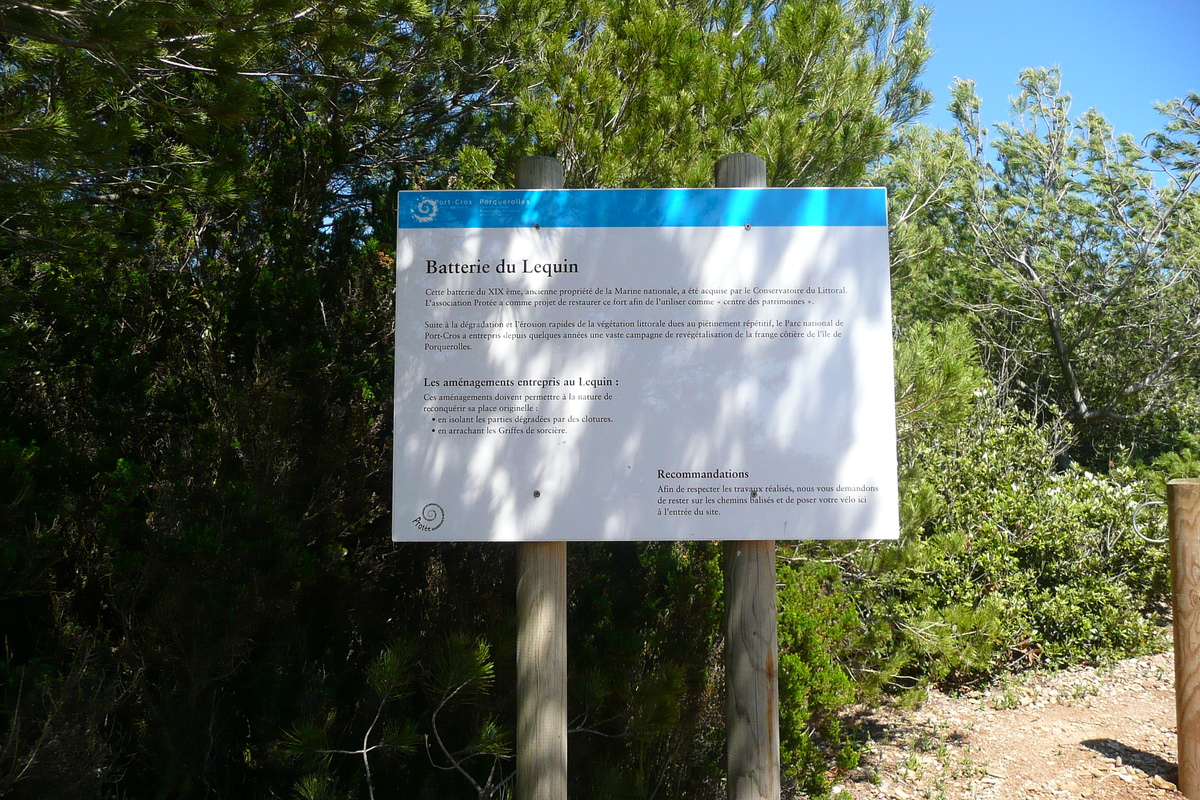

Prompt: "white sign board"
[393,188,898,541]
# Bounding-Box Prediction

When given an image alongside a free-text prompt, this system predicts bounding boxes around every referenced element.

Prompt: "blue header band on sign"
[397,188,886,230]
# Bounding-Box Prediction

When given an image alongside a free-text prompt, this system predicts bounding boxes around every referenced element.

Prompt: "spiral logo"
[411,197,439,223]
[413,503,445,531]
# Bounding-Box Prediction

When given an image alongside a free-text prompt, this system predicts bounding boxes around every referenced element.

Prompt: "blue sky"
[917,0,1199,142]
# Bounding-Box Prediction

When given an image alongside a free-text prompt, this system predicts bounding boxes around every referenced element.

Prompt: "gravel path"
[833,651,1182,800]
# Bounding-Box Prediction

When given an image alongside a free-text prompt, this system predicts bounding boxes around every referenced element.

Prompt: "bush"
[776,560,866,796]
[862,320,1170,690]
[762,319,1173,796]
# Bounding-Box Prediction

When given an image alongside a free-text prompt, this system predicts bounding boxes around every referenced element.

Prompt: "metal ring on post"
[1132,500,1168,545]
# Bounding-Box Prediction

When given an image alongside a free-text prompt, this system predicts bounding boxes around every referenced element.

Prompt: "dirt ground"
[834,650,1183,800]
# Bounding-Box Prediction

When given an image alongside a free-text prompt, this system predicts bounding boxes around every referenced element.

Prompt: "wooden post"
[515,155,568,800]
[516,155,564,195]
[517,541,567,800]
[1171,478,1200,799]
[716,153,781,800]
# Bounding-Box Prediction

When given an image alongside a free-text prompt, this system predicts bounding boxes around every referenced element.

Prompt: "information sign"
[393,188,899,541]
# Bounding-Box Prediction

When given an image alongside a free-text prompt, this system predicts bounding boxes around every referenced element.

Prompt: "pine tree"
[491,0,933,188]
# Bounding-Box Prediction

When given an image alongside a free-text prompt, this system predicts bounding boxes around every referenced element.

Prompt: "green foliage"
[420,635,512,797]
[874,124,980,328]
[870,321,1170,688]
[2,0,1183,795]
[566,542,725,798]
[294,772,341,800]
[367,638,420,703]
[894,317,986,447]
[424,634,496,702]
[1144,430,1200,490]
[776,560,862,796]
[0,0,549,793]
[886,68,1200,464]
[503,0,932,188]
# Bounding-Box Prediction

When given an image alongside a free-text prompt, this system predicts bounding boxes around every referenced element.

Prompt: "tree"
[1,1,551,796]
[0,0,939,795]
[886,68,1200,461]
[0,0,551,256]
[488,0,932,188]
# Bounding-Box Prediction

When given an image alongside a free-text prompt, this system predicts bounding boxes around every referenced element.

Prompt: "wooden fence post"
[514,156,568,800]
[1171,478,1200,799]
[716,153,781,800]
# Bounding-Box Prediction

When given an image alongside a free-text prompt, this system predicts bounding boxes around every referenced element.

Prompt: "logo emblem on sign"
[413,503,445,531]
[411,196,439,223]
